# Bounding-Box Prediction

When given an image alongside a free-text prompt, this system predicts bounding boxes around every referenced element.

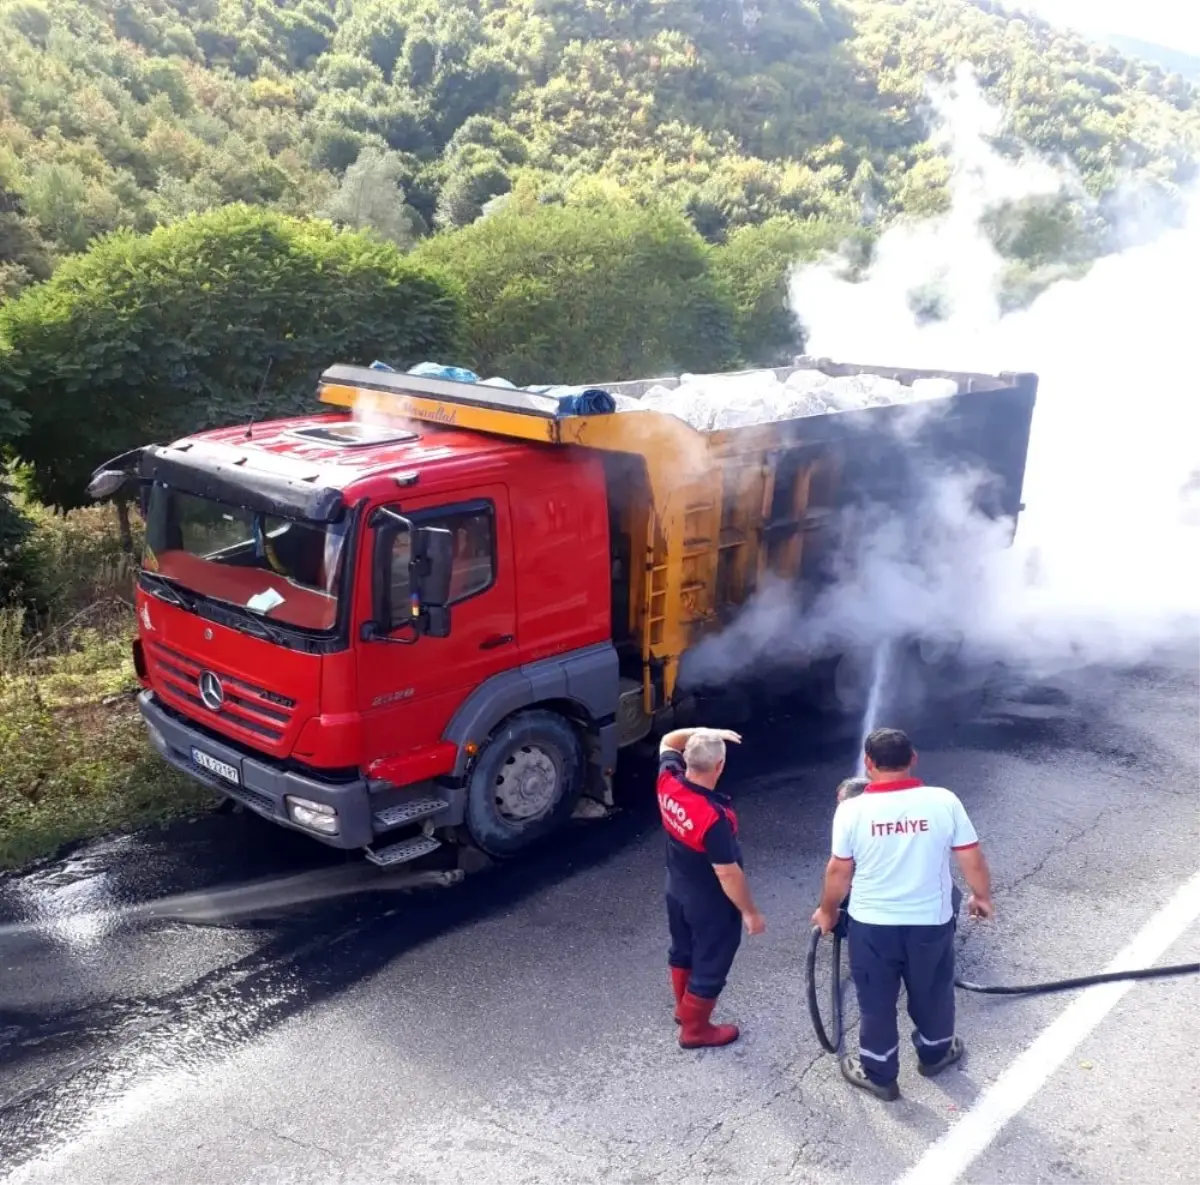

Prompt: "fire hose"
[805,919,1200,1055]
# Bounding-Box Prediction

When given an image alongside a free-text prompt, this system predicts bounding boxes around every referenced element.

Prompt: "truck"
[88,358,1037,867]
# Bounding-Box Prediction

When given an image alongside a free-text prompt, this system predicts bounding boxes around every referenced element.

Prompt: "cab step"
[372,797,451,832]
[365,835,442,868]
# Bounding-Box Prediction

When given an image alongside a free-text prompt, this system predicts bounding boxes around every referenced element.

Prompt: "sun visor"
[139,442,345,524]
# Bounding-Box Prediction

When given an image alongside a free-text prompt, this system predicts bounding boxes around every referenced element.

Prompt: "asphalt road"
[1,653,1197,1185]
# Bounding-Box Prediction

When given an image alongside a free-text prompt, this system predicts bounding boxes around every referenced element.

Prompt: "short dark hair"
[864,728,914,772]
[836,777,869,802]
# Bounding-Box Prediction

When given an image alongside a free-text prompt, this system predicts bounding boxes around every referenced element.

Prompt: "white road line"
[896,868,1200,1185]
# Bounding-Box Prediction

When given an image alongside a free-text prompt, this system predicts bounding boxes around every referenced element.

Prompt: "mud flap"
[583,723,617,809]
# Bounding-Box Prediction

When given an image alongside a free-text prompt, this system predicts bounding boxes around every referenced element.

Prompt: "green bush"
[0,503,213,870]
[0,205,462,509]
[711,216,864,365]
[413,197,739,384]
[0,608,213,870]
[15,498,138,616]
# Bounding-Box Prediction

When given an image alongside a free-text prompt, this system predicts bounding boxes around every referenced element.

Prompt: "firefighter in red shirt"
[657,727,766,1048]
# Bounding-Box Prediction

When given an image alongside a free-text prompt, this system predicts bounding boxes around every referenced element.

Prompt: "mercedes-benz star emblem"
[198,670,224,711]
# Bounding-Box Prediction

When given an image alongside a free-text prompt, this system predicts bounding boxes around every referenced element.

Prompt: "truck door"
[357,485,517,766]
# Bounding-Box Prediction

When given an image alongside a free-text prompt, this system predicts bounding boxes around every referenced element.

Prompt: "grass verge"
[0,502,217,871]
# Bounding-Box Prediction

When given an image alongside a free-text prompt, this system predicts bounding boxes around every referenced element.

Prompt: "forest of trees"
[1,0,1199,534]
[3,0,1199,295]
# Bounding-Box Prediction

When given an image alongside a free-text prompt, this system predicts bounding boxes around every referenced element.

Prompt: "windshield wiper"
[234,613,290,646]
[140,571,196,611]
[198,599,292,645]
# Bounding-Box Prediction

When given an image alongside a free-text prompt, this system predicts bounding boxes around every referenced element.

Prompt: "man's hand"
[811,906,839,935]
[813,856,853,937]
[966,893,995,920]
[743,908,766,936]
[955,845,992,918]
[660,726,741,754]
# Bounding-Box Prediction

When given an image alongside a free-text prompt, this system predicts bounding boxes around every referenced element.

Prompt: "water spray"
[853,639,896,776]
[0,865,464,947]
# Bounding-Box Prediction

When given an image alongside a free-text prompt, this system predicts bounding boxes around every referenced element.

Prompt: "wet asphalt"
[0,651,1197,1185]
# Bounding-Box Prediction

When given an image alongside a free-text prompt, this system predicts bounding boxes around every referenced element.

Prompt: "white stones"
[618,368,961,430]
[910,377,960,401]
[612,394,651,412]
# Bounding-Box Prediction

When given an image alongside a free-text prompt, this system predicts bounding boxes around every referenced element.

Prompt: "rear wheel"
[464,710,585,859]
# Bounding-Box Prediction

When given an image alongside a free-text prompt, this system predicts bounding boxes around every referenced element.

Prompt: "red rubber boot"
[678,992,740,1049]
[670,967,690,1025]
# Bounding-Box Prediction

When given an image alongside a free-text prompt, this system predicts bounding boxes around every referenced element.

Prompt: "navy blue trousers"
[666,893,742,999]
[848,917,957,1086]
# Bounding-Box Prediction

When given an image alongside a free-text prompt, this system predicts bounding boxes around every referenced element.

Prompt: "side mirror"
[368,510,454,641]
[404,525,452,638]
[86,447,148,501]
[87,469,130,500]
[411,525,453,609]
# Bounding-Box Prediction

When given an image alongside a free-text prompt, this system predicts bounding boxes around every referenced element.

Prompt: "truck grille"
[148,641,297,745]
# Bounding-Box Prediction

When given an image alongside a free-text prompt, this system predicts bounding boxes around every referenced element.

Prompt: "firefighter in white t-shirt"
[812,728,994,1102]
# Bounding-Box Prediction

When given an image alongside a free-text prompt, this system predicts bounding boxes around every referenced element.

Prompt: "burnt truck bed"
[603,357,1038,527]
[320,356,1038,713]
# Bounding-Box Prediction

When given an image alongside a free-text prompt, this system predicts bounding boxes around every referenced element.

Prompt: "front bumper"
[139,691,374,848]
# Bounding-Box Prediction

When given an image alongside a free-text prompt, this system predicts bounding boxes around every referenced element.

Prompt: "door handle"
[480,634,515,650]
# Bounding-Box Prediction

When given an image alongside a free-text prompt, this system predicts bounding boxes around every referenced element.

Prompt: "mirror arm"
[360,621,419,646]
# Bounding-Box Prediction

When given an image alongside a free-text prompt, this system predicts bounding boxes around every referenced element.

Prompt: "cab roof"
[184,411,524,492]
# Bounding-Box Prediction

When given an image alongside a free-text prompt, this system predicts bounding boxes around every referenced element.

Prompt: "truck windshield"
[143,486,348,632]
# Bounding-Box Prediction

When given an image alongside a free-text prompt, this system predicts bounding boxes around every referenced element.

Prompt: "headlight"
[285,796,340,835]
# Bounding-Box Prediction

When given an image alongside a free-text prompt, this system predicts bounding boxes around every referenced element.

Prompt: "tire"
[464,710,585,859]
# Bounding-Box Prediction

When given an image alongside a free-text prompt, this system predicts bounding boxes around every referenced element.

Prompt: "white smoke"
[687,65,1200,688]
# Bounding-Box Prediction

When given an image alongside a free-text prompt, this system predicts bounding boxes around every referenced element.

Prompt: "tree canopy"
[0,0,1197,296]
[412,194,739,384]
[0,205,459,508]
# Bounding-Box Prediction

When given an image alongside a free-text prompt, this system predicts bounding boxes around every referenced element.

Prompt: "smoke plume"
[686,66,1200,690]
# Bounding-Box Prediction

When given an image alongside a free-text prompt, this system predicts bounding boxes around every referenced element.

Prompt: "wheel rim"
[494,744,560,823]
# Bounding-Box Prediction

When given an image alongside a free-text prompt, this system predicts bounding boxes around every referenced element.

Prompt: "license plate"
[191,748,240,785]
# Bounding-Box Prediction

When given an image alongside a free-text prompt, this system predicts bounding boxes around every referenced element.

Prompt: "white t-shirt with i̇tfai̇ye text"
[831,779,978,926]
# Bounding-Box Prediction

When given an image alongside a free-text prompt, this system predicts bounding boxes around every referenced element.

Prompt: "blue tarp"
[407,361,481,384]
[544,386,618,416]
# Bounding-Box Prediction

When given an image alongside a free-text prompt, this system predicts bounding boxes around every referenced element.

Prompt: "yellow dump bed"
[319,360,1038,709]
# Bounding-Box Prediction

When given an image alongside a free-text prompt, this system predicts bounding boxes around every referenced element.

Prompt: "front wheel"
[464,710,585,859]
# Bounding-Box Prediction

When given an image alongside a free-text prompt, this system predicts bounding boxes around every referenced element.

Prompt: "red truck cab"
[127,406,621,865]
